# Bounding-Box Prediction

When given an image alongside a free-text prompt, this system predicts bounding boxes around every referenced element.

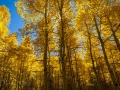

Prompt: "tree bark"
[43,0,48,90]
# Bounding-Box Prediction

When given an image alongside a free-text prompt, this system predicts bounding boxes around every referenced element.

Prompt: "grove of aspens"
[0,0,120,90]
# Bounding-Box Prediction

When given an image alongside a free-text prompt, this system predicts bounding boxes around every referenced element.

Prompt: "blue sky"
[0,0,24,33]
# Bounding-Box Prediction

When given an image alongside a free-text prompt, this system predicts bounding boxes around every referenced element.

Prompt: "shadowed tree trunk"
[43,0,49,90]
[94,16,119,90]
